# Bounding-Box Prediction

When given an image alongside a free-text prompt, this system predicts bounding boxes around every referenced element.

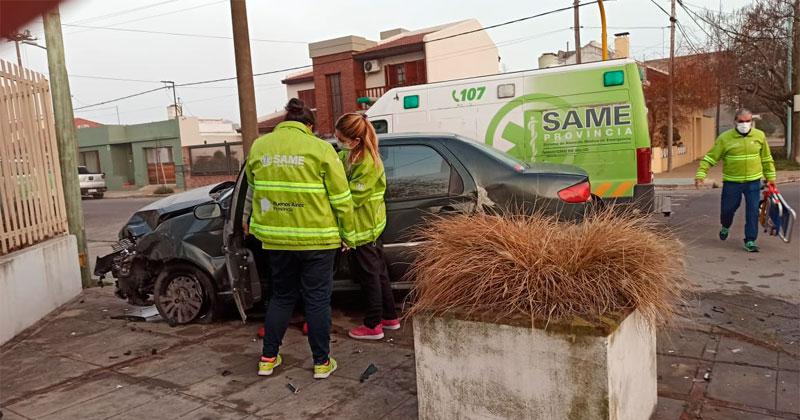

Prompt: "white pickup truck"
[78,166,107,198]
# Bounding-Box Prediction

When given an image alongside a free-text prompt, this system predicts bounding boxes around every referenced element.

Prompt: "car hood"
[120,182,232,239]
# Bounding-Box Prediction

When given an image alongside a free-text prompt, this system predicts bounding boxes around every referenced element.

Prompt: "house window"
[189,142,243,175]
[327,74,343,124]
[386,59,426,89]
[297,89,316,109]
[145,147,176,184]
[395,65,406,85]
[79,150,101,174]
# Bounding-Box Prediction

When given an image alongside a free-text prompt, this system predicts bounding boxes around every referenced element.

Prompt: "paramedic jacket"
[338,150,387,247]
[245,121,356,250]
[695,127,777,183]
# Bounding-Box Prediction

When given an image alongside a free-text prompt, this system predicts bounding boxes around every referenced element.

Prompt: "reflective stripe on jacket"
[246,121,355,250]
[696,128,776,183]
[339,149,387,247]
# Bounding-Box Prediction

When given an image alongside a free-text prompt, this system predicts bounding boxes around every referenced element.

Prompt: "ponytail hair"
[335,113,381,168]
[284,98,315,127]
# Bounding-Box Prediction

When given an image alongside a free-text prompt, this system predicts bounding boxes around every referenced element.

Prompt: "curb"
[655,177,798,191]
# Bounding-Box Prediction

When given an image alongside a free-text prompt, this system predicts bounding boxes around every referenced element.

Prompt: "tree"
[700,0,797,160]
[643,54,725,148]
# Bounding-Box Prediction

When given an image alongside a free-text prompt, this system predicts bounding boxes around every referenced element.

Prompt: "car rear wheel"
[154,264,216,325]
[93,193,104,199]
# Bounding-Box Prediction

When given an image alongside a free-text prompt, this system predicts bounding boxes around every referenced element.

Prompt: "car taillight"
[558,181,591,203]
[636,147,652,184]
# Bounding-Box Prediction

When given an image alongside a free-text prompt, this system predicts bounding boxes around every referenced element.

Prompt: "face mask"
[337,140,352,150]
[736,122,752,135]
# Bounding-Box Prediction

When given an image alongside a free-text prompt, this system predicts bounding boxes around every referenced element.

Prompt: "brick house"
[279,19,499,137]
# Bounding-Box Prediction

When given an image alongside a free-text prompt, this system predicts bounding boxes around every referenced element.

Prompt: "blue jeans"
[262,249,336,365]
[720,180,761,242]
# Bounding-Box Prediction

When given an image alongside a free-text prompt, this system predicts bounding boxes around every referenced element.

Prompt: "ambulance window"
[372,119,388,134]
[381,145,454,201]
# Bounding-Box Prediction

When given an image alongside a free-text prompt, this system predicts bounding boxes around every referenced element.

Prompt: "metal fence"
[0,59,68,255]
[188,141,243,176]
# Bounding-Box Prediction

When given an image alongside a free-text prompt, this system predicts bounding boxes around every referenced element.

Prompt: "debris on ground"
[123,350,132,356]
[110,305,162,322]
[221,370,232,376]
[286,383,299,394]
[360,364,378,382]
[711,306,726,314]
[730,348,742,353]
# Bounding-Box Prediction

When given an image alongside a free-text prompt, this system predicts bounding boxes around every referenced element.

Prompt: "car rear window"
[466,142,529,170]
[78,166,89,174]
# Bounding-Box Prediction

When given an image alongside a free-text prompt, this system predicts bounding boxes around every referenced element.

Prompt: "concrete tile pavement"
[2,286,798,420]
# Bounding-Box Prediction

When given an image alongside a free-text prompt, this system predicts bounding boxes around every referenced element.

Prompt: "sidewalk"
[102,184,179,199]
[1,287,797,419]
[654,160,800,189]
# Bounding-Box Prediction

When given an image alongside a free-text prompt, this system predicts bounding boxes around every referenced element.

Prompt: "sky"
[0,0,754,126]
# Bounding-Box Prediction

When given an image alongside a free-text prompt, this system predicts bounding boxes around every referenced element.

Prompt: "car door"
[222,166,261,322]
[380,141,477,283]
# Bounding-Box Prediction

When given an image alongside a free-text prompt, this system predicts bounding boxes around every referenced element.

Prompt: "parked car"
[95,133,593,325]
[78,166,107,198]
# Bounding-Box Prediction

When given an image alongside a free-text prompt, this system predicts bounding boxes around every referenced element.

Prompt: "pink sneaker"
[381,319,401,330]
[348,324,384,340]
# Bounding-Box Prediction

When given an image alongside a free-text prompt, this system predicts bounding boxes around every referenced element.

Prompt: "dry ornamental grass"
[405,210,687,327]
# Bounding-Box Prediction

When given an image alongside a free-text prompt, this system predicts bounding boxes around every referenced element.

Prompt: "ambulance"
[366,59,655,207]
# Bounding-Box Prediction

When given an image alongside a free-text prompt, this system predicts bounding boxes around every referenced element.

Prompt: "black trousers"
[262,249,336,365]
[349,239,397,328]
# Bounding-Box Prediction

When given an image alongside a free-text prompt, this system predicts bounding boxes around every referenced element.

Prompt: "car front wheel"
[154,264,216,325]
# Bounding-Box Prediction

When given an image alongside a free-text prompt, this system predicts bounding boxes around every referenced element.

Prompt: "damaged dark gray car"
[95,133,593,325]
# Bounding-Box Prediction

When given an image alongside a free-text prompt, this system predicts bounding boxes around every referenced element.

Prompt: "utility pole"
[574,0,582,64]
[161,80,178,118]
[790,0,799,163]
[667,0,677,172]
[43,7,91,287]
[230,0,258,155]
[9,30,36,68]
[598,0,608,60]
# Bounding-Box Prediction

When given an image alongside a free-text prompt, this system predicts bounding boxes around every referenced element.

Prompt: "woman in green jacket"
[335,113,399,340]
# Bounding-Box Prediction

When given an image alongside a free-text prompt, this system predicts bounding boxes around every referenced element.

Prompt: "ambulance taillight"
[636,147,653,184]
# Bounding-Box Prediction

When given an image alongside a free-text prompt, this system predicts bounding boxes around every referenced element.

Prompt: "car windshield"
[467,141,529,169]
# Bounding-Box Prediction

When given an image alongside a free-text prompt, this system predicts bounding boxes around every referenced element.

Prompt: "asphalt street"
[663,182,799,304]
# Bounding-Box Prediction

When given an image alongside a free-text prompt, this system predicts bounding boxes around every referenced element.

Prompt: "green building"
[77,119,185,191]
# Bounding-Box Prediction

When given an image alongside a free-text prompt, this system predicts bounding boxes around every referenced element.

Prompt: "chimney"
[614,32,630,59]
[167,104,183,119]
[380,28,408,40]
[538,52,557,69]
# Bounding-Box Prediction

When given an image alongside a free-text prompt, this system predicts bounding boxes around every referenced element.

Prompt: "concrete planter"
[413,310,656,420]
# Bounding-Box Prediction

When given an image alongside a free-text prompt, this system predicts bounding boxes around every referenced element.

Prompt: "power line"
[73,64,312,109]
[61,23,307,44]
[677,1,714,41]
[70,74,162,83]
[74,86,167,110]
[175,64,312,87]
[69,0,181,26]
[648,0,672,18]
[65,0,226,36]
[424,1,600,44]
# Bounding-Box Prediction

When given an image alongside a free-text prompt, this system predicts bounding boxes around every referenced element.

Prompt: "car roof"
[378,132,466,143]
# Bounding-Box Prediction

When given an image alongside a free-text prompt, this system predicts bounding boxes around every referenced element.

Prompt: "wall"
[179,117,241,147]
[312,51,366,137]
[652,112,715,173]
[0,235,82,345]
[413,310,656,419]
[364,51,426,89]
[424,19,499,83]
[286,80,315,102]
[77,120,183,189]
[181,145,238,189]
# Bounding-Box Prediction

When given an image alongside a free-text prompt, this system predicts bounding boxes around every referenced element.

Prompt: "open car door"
[222,165,261,322]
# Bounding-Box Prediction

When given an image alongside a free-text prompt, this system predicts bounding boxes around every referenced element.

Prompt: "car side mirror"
[194,203,222,220]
